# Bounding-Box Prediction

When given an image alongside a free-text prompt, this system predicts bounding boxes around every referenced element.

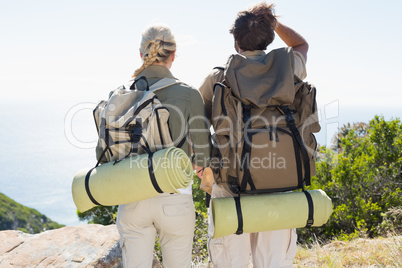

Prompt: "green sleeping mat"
[72,147,193,212]
[211,189,332,239]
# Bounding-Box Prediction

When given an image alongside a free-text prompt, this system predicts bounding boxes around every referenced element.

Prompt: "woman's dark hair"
[230,3,277,51]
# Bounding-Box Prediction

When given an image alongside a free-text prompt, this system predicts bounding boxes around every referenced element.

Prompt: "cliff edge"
[0,224,121,268]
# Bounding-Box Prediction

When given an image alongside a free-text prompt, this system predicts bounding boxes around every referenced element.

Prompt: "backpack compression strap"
[147,152,164,194]
[282,106,311,186]
[234,194,244,235]
[129,119,143,155]
[239,104,257,192]
[303,190,314,228]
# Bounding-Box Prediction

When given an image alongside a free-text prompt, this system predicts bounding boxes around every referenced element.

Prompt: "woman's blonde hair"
[132,25,176,78]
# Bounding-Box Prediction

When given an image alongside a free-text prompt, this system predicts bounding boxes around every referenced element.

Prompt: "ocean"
[0,99,98,226]
[0,99,400,226]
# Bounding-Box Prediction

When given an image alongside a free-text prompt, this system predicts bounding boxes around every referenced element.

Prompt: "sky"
[1,0,401,105]
[1,0,401,122]
[0,0,401,224]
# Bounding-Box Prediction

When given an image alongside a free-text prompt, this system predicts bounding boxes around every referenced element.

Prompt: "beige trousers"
[117,193,195,268]
[208,184,297,268]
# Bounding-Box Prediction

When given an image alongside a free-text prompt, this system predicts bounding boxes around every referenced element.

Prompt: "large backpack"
[93,76,179,164]
[210,48,320,195]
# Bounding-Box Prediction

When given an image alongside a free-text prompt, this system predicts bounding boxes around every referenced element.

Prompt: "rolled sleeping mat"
[72,147,193,212]
[211,189,332,239]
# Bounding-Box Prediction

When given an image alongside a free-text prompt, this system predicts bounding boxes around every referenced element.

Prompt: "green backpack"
[210,47,320,195]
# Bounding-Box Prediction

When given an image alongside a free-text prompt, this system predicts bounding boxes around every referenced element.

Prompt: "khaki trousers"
[208,184,297,268]
[117,193,195,268]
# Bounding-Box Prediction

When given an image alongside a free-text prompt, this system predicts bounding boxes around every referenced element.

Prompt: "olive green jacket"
[135,65,211,167]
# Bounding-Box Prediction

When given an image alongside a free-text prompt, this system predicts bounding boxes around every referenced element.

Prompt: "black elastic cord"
[85,167,102,206]
[234,195,243,235]
[148,152,164,193]
[303,190,314,228]
[85,146,110,206]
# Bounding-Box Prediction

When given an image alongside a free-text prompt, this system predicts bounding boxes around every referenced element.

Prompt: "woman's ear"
[140,50,143,59]
[171,50,176,62]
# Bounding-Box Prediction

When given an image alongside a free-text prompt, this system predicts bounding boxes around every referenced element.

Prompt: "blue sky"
[1,0,400,104]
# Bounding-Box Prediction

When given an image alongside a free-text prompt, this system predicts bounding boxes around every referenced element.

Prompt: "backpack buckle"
[281,106,296,125]
[128,124,142,142]
[285,114,295,124]
[235,229,244,235]
[131,76,150,91]
[306,219,314,227]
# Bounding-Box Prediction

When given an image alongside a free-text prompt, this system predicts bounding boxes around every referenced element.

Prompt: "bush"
[77,205,117,225]
[298,116,402,243]
[0,193,64,233]
[191,174,209,262]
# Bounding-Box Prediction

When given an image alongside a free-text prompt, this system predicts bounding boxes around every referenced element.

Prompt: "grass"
[190,236,402,268]
[294,236,402,267]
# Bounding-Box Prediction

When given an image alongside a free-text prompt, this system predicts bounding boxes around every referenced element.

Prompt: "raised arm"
[275,21,309,62]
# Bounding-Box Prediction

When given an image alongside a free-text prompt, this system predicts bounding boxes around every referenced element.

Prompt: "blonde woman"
[116,25,211,267]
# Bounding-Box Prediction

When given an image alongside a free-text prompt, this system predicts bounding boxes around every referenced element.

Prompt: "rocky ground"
[0,224,122,267]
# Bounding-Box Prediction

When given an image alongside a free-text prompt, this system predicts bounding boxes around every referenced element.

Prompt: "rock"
[0,224,121,268]
[0,224,163,268]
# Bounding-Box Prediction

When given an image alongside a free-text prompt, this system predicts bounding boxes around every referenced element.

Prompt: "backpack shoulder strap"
[149,78,180,92]
[128,77,180,93]
[213,66,225,71]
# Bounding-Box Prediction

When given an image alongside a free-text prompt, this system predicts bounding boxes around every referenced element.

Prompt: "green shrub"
[0,193,64,233]
[298,116,402,243]
[191,174,209,262]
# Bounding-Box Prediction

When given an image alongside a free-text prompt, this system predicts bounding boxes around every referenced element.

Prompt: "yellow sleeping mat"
[211,189,332,238]
[72,147,193,212]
